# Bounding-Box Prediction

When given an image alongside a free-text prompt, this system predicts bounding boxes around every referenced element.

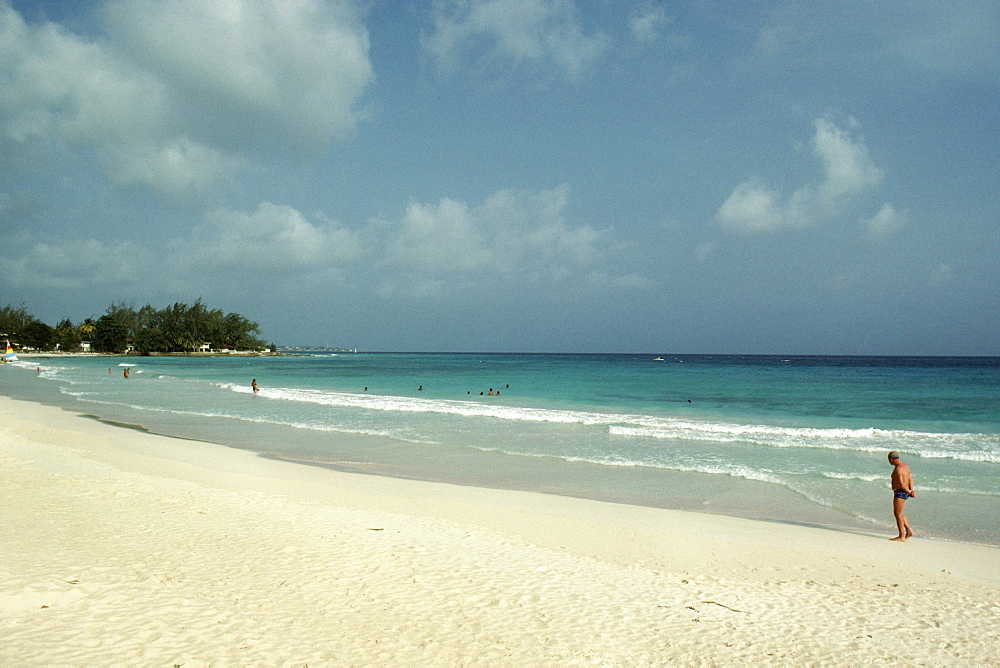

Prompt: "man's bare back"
[890,459,913,492]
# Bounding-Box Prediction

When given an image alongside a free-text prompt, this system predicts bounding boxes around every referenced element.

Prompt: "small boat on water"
[652,356,665,361]
[3,341,18,362]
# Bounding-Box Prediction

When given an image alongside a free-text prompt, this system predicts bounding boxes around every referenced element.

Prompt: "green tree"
[55,318,82,351]
[92,314,129,353]
[0,302,36,341]
[0,300,270,354]
[22,321,56,350]
[135,304,159,331]
[104,301,138,333]
[78,318,97,341]
[133,327,168,354]
[219,311,265,350]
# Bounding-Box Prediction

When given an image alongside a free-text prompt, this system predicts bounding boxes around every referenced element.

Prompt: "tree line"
[1,300,271,354]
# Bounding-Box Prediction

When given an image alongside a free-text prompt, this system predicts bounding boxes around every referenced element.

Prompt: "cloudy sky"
[1,0,997,354]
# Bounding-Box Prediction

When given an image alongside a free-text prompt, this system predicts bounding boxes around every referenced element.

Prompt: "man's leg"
[891,496,909,541]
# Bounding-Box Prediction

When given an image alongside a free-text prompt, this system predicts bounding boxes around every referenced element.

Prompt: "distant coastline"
[18,350,282,358]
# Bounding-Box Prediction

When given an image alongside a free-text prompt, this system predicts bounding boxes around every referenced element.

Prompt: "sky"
[1,0,998,354]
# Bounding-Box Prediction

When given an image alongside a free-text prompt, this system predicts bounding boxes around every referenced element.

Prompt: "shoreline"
[6,358,999,547]
[14,377,897,543]
[45,405,985,549]
[2,394,999,664]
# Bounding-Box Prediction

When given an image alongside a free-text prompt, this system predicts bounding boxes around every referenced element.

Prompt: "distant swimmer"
[123,367,130,379]
[888,451,916,542]
[252,379,259,394]
[418,385,423,391]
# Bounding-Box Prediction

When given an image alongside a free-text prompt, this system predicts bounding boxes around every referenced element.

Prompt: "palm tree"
[55,318,81,351]
[78,318,96,338]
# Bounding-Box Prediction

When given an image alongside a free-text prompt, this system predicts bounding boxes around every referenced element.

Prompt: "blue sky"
[1,0,997,354]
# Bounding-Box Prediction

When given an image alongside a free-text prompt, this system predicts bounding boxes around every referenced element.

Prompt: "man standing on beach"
[888,451,915,541]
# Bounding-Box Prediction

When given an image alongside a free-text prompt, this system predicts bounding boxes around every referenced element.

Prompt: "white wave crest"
[219,383,1000,465]
[59,393,437,445]
[609,423,1000,464]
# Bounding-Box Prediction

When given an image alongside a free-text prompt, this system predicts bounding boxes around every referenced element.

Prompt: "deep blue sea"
[4,353,999,545]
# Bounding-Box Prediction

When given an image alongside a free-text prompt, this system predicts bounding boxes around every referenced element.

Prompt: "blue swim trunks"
[894,489,911,499]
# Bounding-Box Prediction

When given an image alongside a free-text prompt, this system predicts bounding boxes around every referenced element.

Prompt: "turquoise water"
[4,353,999,545]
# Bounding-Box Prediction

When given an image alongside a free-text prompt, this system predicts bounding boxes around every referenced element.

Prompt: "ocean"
[4,353,999,546]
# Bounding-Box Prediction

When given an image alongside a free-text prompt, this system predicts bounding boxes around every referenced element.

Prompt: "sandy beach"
[2,396,998,665]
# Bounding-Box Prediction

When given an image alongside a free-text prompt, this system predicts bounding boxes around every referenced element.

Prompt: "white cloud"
[103,0,373,152]
[629,3,669,44]
[716,178,807,234]
[423,0,607,79]
[0,0,373,199]
[0,238,144,289]
[0,186,642,303]
[812,118,883,204]
[716,117,889,234]
[0,3,166,145]
[173,202,360,278]
[380,185,632,297]
[0,201,361,291]
[865,202,907,239]
[387,197,492,276]
[100,139,242,202]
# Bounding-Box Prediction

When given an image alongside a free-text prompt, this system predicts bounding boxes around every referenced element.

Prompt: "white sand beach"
[2,396,998,665]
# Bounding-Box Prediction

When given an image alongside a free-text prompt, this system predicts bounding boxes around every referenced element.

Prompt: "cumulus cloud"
[172,202,360,278]
[716,178,808,234]
[0,187,643,302]
[0,238,144,289]
[716,117,889,234]
[864,202,907,239]
[0,201,360,291]
[379,185,632,297]
[99,139,242,202]
[423,0,607,79]
[812,118,883,203]
[387,197,492,276]
[0,3,166,145]
[0,0,373,198]
[103,0,373,153]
